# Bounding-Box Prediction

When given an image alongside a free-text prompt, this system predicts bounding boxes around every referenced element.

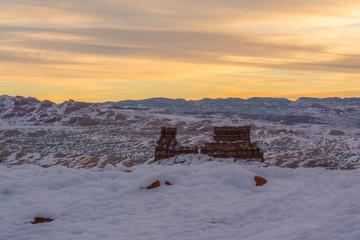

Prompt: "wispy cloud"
[1,0,360,102]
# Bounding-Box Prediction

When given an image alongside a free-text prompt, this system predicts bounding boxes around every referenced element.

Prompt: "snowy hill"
[1,95,360,169]
[1,95,360,127]
[116,97,360,127]
[1,162,360,240]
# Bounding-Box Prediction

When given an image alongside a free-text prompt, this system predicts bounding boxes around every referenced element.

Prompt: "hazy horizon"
[3,93,360,104]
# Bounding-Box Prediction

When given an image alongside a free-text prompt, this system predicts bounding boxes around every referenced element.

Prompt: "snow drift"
[1,163,360,240]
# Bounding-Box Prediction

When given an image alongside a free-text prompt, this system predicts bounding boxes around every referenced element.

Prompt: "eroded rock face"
[154,127,198,161]
[154,126,264,161]
[213,126,251,143]
[201,126,264,161]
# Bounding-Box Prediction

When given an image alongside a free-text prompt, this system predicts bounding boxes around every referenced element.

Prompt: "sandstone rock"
[32,217,53,224]
[329,129,345,136]
[165,181,172,186]
[201,126,264,160]
[154,126,263,161]
[146,180,160,189]
[213,126,251,142]
[154,127,198,161]
[254,176,267,186]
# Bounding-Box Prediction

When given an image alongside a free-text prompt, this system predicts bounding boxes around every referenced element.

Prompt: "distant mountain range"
[1,95,360,127]
[115,97,360,126]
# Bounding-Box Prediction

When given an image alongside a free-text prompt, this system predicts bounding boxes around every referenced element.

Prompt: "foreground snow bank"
[1,163,360,240]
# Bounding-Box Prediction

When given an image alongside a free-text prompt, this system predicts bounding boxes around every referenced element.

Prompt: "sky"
[1,0,360,103]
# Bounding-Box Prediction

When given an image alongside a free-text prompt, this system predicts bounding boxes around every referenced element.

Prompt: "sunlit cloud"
[1,0,360,102]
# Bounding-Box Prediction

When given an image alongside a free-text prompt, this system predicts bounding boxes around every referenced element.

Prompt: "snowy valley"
[1,95,360,169]
[1,95,360,240]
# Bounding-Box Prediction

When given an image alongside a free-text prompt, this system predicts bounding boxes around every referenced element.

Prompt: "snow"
[1,162,360,240]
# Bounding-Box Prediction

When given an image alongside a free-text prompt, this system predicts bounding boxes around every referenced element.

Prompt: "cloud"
[0,25,325,65]
[1,0,360,102]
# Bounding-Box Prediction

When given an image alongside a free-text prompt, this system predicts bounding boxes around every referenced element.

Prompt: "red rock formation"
[154,127,198,161]
[254,176,267,186]
[201,126,264,161]
[213,126,251,143]
[154,126,263,161]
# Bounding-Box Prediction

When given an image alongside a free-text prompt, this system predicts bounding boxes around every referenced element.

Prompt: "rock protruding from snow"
[146,180,161,189]
[32,217,53,224]
[254,176,267,186]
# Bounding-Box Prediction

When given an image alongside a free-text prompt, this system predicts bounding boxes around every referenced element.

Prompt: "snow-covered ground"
[1,162,360,240]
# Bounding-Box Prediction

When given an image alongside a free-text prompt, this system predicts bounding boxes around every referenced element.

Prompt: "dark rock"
[32,217,53,224]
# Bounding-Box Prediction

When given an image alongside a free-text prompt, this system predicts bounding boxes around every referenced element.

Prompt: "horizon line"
[1,94,360,104]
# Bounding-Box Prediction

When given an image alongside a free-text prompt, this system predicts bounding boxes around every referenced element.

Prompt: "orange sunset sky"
[1,0,360,103]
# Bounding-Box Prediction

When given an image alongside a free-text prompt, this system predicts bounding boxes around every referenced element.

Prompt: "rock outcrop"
[154,127,198,161]
[154,126,264,161]
[201,126,264,160]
